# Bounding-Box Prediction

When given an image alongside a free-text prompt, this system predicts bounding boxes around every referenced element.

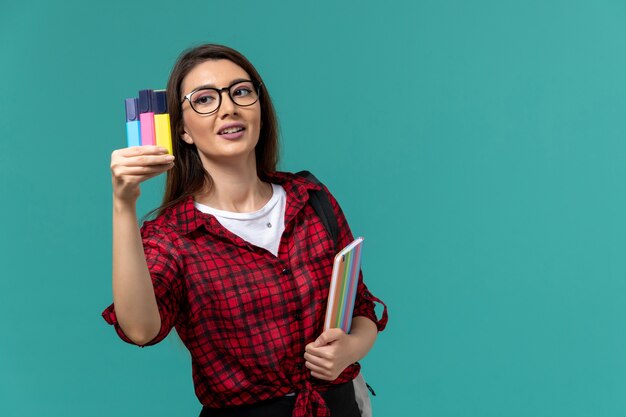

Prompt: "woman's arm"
[346,316,378,360]
[110,146,174,345]
[303,316,378,381]
[304,184,387,380]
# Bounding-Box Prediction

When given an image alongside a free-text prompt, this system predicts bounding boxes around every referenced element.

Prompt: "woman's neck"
[194,158,272,213]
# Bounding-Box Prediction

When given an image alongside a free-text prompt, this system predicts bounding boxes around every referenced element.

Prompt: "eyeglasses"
[181,80,261,115]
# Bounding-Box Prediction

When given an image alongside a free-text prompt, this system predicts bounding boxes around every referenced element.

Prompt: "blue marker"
[125,98,141,147]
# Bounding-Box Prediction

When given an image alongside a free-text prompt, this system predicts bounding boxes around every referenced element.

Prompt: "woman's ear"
[181,130,194,145]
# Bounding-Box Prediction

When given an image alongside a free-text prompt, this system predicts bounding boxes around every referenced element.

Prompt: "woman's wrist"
[347,317,378,362]
[113,194,138,213]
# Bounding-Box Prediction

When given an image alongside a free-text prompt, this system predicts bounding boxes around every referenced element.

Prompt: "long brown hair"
[154,44,280,217]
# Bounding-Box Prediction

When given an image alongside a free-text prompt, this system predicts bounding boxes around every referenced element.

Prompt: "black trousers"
[199,382,360,417]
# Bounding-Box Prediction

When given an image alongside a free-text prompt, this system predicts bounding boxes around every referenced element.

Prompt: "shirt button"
[282,268,291,275]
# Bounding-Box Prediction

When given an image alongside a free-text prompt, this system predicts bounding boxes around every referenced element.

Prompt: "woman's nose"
[217,90,237,117]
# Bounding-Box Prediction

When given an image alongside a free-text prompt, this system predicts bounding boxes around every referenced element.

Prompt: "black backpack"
[296,171,339,247]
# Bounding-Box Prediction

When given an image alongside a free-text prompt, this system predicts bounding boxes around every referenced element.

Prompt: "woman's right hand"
[110,146,173,345]
[110,146,175,203]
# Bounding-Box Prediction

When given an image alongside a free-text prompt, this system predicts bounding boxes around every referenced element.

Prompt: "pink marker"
[138,89,155,146]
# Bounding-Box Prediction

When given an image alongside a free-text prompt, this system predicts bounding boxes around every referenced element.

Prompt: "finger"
[117,146,169,156]
[122,170,170,182]
[314,328,344,347]
[113,163,174,176]
[303,352,330,367]
[111,152,174,174]
[112,168,173,185]
[310,370,332,381]
[120,154,175,167]
[114,172,165,187]
[305,360,330,376]
[305,342,322,354]
[304,345,334,360]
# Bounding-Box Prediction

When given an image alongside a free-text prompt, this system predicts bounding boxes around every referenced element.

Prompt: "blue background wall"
[2,0,626,415]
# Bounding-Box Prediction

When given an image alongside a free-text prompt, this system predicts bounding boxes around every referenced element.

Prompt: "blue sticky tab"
[138,89,154,113]
[125,98,139,122]
[153,90,168,114]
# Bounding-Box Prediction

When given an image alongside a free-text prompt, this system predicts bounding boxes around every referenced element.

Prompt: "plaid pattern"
[102,171,387,417]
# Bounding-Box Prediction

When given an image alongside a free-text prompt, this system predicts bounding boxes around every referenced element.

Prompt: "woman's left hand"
[303,328,358,381]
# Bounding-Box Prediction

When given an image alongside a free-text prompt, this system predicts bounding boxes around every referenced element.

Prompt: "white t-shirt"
[194,184,286,257]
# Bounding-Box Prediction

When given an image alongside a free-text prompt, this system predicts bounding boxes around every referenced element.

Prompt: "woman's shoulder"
[267,170,324,192]
[141,196,198,237]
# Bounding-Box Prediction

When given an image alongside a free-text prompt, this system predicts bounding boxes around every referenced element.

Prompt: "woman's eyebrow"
[191,78,251,91]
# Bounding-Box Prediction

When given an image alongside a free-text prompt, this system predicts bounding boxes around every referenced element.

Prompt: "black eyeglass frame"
[181,80,262,115]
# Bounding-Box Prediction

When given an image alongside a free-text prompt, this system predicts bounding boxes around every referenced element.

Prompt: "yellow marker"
[153,90,173,154]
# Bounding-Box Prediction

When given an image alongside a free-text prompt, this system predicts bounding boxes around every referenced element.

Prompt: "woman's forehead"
[182,59,250,92]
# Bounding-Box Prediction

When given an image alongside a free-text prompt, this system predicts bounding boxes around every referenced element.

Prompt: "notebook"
[323,237,364,333]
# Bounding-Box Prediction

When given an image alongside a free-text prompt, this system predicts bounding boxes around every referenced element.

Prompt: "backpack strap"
[295,170,339,247]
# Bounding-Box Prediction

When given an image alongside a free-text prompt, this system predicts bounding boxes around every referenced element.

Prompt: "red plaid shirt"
[102,171,387,417]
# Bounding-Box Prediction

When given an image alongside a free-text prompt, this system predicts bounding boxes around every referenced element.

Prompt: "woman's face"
[180,59,261,168]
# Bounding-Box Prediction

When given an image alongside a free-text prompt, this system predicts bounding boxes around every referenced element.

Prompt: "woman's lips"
[217,123,246,140]
[218,127,246,140]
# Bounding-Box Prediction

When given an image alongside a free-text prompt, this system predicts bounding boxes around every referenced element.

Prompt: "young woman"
[103,44,387,417]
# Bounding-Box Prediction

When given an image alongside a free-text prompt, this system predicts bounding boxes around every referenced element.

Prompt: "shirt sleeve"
[322,185,388,332]
[101,222,184,347]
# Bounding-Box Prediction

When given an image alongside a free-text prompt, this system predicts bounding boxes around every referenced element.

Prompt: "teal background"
[2,0,626,415]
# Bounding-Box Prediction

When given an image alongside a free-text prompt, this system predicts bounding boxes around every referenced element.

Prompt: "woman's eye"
[194,94,216,105]
[233,88,252,97]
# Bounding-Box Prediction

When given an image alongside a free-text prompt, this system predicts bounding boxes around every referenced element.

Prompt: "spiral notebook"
[323,237,364,333]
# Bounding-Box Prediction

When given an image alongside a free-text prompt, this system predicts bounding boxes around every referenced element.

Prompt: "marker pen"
[152,90,173,154]
[138,89,155,146]
[124,98,141,148]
